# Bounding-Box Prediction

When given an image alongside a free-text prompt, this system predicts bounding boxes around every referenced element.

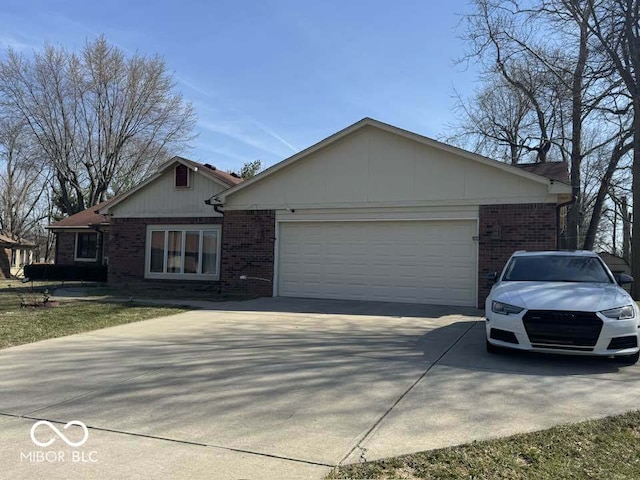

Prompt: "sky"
[0,0,480,172]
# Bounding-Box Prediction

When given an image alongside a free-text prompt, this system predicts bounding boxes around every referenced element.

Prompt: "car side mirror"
[615,273,634,285]
[486,271,498,284]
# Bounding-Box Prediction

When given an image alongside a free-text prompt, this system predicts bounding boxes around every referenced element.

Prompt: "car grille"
[522,310,603,347]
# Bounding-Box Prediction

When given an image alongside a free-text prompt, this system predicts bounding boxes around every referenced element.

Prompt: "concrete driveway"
[1,297,639,479]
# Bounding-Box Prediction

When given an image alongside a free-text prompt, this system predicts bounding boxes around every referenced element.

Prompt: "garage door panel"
[277,220,477,306]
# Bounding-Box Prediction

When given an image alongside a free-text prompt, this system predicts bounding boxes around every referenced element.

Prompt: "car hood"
[492,282,633,312]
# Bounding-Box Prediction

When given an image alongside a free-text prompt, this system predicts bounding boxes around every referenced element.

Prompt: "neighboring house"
[0,233,36,279]
[51,119,572,307]
[599,252,631,276]
[599,252,631,293]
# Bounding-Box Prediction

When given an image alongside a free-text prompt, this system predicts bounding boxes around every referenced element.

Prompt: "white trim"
[110,212,223,219]
[272,220,280,297]
[74,232,98,262]
[475,218,480,309]
[227,195,562,211]
[216,118,571,202]
[144,224,221,281]
[275,205,480,224]
[276,216,479,223]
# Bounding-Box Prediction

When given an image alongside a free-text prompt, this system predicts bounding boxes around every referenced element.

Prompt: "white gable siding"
[225,126,556,210]
[110,169,226,218]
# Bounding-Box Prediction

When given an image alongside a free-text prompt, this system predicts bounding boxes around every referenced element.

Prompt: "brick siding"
[478,203,557,307]
[108,217,222,291]
[54,232,77,264]
[221,210,275,296]
[57,203,556,305]
[54,230,108,265]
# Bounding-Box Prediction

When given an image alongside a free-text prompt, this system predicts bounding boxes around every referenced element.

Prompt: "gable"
[109,168,227,218]
[224,125,562,210]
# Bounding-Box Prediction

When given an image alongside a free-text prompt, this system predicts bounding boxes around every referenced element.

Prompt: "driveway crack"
[0,412,335,468]
[16,365,168,417]
[338,320,478,466]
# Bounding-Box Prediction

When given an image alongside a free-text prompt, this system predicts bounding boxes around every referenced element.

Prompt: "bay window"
[146,225,221,279]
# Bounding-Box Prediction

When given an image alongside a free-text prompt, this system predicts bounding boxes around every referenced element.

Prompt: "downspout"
[205,197,224,294]
[556,195,577,250]
[213,204,224,216]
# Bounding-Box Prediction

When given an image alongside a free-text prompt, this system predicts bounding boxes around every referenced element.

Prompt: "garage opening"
[277,220,477,306]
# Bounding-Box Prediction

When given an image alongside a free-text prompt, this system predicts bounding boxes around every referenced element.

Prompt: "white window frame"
[145,224,221,280]
[74,232,99,262]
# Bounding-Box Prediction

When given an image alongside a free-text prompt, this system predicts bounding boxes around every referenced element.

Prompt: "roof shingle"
[175,157,243,186]
[515,162,570,184]
[0,233,36,247]
[48,198,114,229]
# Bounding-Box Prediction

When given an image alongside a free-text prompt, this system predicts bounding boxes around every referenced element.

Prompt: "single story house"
[50,118,572,307]
[0,233,36,279]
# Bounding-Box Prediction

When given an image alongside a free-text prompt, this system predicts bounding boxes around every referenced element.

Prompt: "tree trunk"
[566,1,590,250]
[583,137,632,250]
[631,99,640,299]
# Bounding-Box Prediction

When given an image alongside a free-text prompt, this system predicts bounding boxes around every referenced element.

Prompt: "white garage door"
[277,220,477,306]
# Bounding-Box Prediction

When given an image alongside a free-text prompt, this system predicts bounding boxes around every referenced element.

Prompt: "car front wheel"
[613,351,640,365]
[486,339,504,355]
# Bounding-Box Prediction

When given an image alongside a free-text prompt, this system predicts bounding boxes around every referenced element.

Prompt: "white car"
[485,250,640,364]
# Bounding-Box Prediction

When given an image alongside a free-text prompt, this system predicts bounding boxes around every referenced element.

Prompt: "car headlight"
[601,305,636,320]
[491,301,524,315]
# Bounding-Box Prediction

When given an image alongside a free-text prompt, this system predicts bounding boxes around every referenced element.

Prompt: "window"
[175,164,190,188]
[75,232,98,261]
[10,250,16,267]
[503,255,612,283]
[146,225,221,279]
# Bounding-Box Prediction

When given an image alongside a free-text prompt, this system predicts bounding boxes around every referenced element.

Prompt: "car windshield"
[502,255,612,283]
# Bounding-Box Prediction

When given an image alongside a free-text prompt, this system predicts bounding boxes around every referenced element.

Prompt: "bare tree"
[231,160,262,179]
[455,0,632,251]
[0,118,50,240]
[578,0,640,296]
[0,36,197,215]
[447,78,535,164]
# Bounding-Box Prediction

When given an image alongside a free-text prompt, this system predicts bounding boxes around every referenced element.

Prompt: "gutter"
[204,197,224,216]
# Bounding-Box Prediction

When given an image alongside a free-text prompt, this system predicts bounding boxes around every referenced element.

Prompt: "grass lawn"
[328,411,640,479]
[0,282,190,349]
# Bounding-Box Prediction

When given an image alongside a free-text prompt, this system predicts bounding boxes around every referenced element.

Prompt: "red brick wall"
[108,217,222,289]
[54,231,108,265]
[221,210,275,296]
[55,232,77,264]
[478,203,557,307]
